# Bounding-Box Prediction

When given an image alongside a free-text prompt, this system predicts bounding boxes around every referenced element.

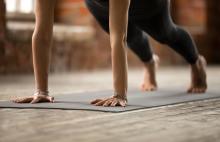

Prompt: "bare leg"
[188,55,207,93]
[12,0,56,103]
[141,54,159,91]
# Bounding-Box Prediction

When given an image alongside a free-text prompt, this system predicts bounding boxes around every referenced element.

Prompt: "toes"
[192,88,198,94]
[192,88,196,93]
[187,88,193,93]
[188,87,206,94]
[195,88,202,94]
[198,88,206,93]
[187,87,197,93]
[198,88,203,93]
[201,88,206,93]
[141,84,157,92]
[149,86,156,91]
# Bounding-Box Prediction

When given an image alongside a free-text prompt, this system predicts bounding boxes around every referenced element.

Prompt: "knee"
[156,32,173,44]
[156,27,178,44]
[127,30,144,47]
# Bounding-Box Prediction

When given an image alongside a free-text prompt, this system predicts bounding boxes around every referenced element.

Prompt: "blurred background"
[1,2,220,141]
[0,0,219,74]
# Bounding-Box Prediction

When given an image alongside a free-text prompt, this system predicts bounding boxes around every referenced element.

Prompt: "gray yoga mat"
[0,88,219,112]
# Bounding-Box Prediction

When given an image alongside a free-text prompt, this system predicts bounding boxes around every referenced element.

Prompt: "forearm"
[109,0,130,99]
[111,42,127,99]
[32,32,52,92]
[32,0,56,92]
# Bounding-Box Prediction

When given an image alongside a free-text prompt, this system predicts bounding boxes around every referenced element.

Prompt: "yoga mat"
[0,88,219,112]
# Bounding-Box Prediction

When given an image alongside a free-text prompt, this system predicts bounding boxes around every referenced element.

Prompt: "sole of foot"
[187,55,208,94]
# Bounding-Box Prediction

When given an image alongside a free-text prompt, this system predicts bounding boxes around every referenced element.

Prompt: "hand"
[91,96,127,107]
[12,95,54,104]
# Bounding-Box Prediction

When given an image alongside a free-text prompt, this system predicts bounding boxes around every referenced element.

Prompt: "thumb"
[47,96,54,103]
[30,96,40,104]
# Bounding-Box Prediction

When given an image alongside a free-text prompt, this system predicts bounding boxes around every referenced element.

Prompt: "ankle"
[190,55,205,68]
[146,54,159,67]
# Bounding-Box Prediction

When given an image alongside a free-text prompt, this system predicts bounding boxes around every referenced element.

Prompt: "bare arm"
[110,0,130,100]
[12,0,56,103]
[91,0,130,107]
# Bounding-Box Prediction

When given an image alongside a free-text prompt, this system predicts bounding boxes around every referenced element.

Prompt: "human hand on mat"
[91,95,127,107]
[93,0,130,107]
[12,90,54,104]
[12,95,54,104]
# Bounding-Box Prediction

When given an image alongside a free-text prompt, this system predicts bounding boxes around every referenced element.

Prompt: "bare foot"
[188,55,207,94]
[141,54,159,91]
[11,90,54,104]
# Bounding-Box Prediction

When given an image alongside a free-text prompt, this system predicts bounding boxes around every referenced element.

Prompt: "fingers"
[110,99,118,107]
[103,99,112,107]
[91,97,127,107]
[31,96,41,104]
[94,99,108,106]
[12,96,33,103]
[91,99,102,104]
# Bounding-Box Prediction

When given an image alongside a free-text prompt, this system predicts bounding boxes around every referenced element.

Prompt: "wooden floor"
[0,67,220,142]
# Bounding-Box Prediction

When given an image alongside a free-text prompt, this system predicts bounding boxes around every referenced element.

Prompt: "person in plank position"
[12,0,207,107]
[12,0,129,106]
[87,0,207,106]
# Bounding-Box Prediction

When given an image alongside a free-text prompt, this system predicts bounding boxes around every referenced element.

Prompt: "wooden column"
[0,0,6,56]
[170,0,179,24]
[206,0,220,63]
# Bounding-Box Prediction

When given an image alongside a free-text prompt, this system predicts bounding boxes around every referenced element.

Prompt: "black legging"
[85,0,199,64]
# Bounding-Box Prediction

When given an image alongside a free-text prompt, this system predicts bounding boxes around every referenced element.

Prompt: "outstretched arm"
[91,0,130,107]
[12,0,56,103]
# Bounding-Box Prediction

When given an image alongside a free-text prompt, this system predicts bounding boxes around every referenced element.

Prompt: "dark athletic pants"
[85,0,199,64]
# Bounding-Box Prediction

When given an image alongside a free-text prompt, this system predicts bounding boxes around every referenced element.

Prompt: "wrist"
[34,89,49,96]
[113,92,127,101]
